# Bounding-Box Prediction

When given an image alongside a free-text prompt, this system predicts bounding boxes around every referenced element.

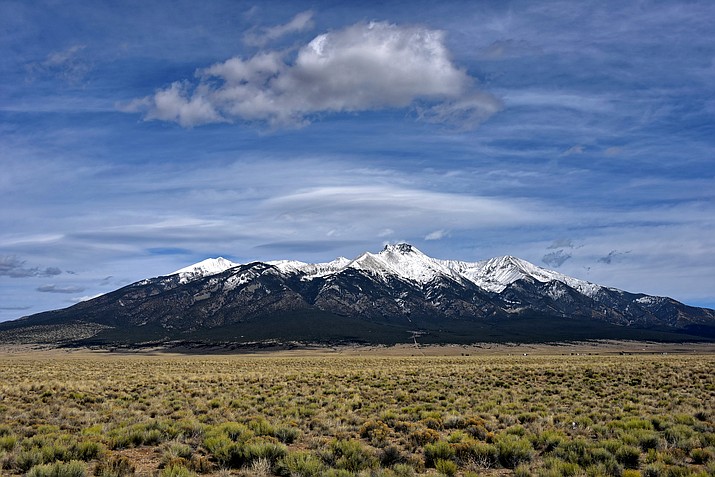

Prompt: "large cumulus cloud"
[123,21,501,128]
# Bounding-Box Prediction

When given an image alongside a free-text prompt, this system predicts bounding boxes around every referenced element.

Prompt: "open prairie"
[0,347,713,477]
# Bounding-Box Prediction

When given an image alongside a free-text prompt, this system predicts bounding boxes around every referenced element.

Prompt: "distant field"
[0,350,713,477]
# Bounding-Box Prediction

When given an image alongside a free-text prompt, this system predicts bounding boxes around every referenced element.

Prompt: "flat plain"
[0,344,713,477]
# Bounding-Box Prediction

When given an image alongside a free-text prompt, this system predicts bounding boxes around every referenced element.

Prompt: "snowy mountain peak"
[381,243,419,255]
[167,246,604,296]
[346,244,456,284]
[171,257,239,284]
[268,257,351,277]
[467,255,602,296]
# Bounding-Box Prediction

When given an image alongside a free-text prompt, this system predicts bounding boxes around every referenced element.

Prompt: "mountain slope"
[2,244,714,346]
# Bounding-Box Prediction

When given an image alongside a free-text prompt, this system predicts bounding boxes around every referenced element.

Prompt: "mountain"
[2,243,714,347]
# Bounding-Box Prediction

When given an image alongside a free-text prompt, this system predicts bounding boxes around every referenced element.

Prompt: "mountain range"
[2,243,714,347]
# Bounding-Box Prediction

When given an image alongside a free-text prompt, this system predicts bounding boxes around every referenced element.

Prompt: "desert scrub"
[26,460,86,477]
[435,458,458,476]
[423,441,455,467]
[538,457,581,477]
[323,439,378,472]
[496,434,534,468]
[0,353,713,476]
[158,464,195,477]
[93,455,135,477]
[275,450,325,477]
[359,420,390,447]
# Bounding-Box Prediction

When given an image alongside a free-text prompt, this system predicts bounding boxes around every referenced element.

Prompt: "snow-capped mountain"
[171,243,605,297]
[172,257,239,284]
[3,244,714,346]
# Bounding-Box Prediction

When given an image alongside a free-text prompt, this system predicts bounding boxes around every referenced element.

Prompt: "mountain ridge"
[2,243,714,347]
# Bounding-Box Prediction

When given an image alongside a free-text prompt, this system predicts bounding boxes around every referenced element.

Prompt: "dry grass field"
[0,346,713,477]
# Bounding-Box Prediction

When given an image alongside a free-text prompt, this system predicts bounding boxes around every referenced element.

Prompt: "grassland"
[0,348,713,477]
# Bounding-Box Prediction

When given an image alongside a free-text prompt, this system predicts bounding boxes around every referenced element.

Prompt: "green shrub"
[202,435,237,467]
[586,462,623,477]
[215,422,253,442]
[554,438,591,466]
[71,441,105,461]
[497,435,534,468]
[275,426,300,444]
[665,466,692,477]
[164,442,192,460]
[443,415,465,429]
[518,413,539,424]
[420,417,443,430]
[625,419,654,430]
[392,463,416,477]
[644,462,667,477]
[0,435,17,451]
[276,451,325,477]
[424,441,455,467]
[328,439,377,472]
[322,470,354,477]
[665,426,694,449]
[616,445,641,469]
[247,418,276,437]
[589,447,619,469]
[16,448,44,472]
[634,430,662,451]
[106,425,164,450]
[158,464,196,477]
[691,448,712,464]
[534,430,565,453]
[452,439,498,468]
[243,438,287,465]
[27,460,86,477]
[514,463,533,477]
[435,458,458,476]
[540,457,580,477]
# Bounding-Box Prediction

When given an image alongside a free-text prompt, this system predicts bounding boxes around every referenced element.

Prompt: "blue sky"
[1,0,714,322]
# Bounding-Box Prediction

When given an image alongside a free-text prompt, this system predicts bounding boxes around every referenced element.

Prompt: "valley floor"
[0,346,713,476]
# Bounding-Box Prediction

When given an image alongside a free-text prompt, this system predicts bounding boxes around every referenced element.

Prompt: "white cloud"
[26,45,91,84]
[243,11,314,46]
[121,81,224,128]
[262,185,549,233]
[125,21,501,128]
[425,230,449,241]
[36,284,85,294]
[562,145,584,156]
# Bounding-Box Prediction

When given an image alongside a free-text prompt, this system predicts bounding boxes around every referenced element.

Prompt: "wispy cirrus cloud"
[243,10,314,47]
[25,45,91,84]
[121,21,501,128]
[425,230,449,241]
[36,284,86,294]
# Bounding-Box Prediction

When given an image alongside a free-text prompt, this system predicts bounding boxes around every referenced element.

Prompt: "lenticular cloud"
[122,21,501,128]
